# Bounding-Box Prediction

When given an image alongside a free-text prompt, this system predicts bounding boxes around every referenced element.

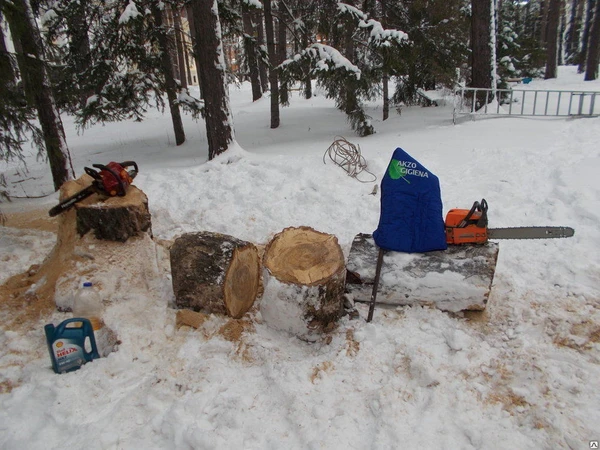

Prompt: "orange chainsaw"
[445,199,575,245]
[48,161,138,217]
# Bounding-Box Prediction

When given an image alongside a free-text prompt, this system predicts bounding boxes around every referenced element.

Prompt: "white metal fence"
[453,87,600,123]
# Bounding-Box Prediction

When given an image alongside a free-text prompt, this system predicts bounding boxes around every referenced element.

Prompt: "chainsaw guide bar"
[487,226,575,240]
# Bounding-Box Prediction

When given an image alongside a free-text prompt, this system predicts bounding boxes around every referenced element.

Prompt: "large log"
[345,233,499,312]
[170,231,261,318]
[260,226,346,340]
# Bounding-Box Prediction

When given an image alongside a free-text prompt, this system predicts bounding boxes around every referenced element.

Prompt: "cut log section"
[260,226,346,340]
[61,174,152,242]
[346,233,499,312]
[170,231,260,318]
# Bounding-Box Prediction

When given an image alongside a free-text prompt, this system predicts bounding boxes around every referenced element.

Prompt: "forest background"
[2,0,600,196]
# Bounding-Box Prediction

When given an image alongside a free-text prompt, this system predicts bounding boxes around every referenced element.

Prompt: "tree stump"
[345,233,499,312]
[260,226,346,340]
[63,174,151,242]
[170,231,261,318]
[48,175,160,312]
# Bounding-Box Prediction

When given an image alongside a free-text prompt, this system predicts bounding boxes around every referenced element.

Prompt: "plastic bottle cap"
[83,282,93,287]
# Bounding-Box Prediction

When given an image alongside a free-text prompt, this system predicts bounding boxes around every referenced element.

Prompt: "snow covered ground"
[1,66,599,449]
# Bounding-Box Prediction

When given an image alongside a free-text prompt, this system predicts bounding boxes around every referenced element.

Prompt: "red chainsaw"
[48,161,138,217]
[445,198,575,244]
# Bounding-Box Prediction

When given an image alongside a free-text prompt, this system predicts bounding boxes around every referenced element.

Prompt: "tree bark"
[585,0,600,79]
[58,174,152,242]
[345,234,499,312]
[4,0,75,191]
[565,0,581,62]
[255,10,270,93]
[0,17,15,82]
[545,0,562,79]
[65,1,93,108]
[242,4,263,101]
[302,32,312,99]
[189,0,235,159]
[170,232,261,318]
[381,0,389,121]
[264,0,280,128]
[578,0,594,72]
[261,227,346,340]
[471,0,496,107]
[152,2,185,146]
[277,7,288,105]
[172,6,188,89]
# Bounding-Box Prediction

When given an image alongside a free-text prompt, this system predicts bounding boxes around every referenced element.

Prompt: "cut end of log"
[263,226,345,286]
[225,244,261,319]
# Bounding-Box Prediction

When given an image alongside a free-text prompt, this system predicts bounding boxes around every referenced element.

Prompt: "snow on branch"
[241,0,263,8]
[337,3,368,21]
[281,43,361,79]
[359,19,408,46]
[119,2,140,24]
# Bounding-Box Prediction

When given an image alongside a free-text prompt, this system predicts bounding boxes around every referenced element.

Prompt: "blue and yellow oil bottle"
[45,318,100,374]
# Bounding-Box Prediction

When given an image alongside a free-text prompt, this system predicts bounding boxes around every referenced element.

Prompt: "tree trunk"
[565,0,581,62]
[186,4,202,96]
[242,4,263,101]
[540,0,550,44]
[189,0,235,159]
[471,0,496,107]
[302,32,312,99]
[381,0,389,121]
[261,227,346,340]
[170,231,261,318]
[152,2,185,146]
[65,1,93,108]
[0,17,15,82]
[585,0,600,79]
[277,8,288,105]
[4,0,75,191]
[545,0,562,79]
[264,0,280,128]
[383,73,390,120]
[578,0,594,72]
[345,234,499,312]
[255,10,270,93]
[172,6,188,89]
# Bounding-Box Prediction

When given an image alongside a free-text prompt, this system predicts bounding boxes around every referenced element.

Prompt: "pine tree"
[584,0,600,80]
[264,0,280,128]
[280,2,408,136]
[544,0,562,79]
[471,0,496,106]
[189,0,235,159]
[241,1,264,101]
[0,12,43,164]
[385,0,470,106]
[3,0,75,191]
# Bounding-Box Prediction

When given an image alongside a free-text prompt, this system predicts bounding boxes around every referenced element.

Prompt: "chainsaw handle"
[458,198,488,228]
[84,166,102,181]
[478,199,488,227]
[119,161,139,179]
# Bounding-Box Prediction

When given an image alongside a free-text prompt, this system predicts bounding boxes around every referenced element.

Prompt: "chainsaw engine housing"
[445,208,488,244]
